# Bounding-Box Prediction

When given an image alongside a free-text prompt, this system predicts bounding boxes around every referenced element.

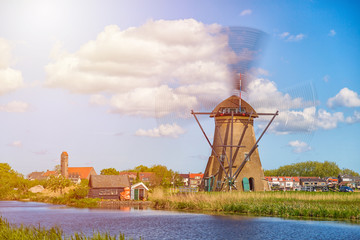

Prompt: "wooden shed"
[88,175,130,200]
[131,182,149,200]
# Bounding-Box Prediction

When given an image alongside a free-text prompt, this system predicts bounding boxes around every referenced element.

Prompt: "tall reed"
[151,191,360,220]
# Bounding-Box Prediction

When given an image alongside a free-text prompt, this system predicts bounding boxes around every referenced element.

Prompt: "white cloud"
[135,123,185,138]
[45,19,232,117]
[345,111,360,124]
[0,101,30,112]
[244,78,317,134]
[328,29,336,37]
[280,32,289,38]
[288,34,305,42]
[316,109,344,129]
[288,140,311,153]
[327,88,360,108]
[279,32,305,42]
[9,140,22,148]
[240,9,252,16]
[0,38,24,95]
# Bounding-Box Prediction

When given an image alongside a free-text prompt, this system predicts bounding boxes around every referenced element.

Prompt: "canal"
[0,201,360,239]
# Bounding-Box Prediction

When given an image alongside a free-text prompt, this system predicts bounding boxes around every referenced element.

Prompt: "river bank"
[5,187,360,222]
[150,190,360,221]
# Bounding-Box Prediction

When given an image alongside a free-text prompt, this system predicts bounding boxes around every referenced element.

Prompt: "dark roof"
[89,175,130,188]
[180,174,189,178]
[28,171,45,180]
[300,177,326,182]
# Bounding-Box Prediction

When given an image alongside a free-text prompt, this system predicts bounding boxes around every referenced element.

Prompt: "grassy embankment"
[0,217,136,240]
[150,190,360,221]
[1,184,101,209]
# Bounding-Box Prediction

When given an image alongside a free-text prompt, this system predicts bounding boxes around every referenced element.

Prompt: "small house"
[131,182,149,200]
[88,175,130,200]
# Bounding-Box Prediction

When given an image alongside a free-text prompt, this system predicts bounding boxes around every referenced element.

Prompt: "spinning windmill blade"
[154,26,317,192]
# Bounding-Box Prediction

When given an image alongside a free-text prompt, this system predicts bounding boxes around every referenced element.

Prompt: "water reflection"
[0,201,360,240]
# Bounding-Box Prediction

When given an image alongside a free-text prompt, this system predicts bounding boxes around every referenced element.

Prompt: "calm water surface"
[0,201,360,240]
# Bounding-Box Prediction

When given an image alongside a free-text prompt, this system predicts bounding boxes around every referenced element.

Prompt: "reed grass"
[150,191,360,220]
[0,217,135,240]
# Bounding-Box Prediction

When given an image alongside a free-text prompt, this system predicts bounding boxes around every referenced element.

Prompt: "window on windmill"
[220,154,226,162]
[244,153,250,161]
[220,108,245,114]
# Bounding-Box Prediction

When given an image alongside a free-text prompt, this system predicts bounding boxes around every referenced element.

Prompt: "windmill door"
[242,177,250,192]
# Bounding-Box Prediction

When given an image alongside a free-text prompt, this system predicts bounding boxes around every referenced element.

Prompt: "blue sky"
[0,0,359,175]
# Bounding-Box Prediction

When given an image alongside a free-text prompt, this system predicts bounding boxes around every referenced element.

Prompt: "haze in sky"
[0,0,359,175]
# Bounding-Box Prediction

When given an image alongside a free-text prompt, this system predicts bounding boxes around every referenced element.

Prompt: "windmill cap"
[212,95,258,117]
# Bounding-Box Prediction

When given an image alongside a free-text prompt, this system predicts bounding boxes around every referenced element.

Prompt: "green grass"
[0,217,136,240]
[28,195,101,208]
[150,190,360,221]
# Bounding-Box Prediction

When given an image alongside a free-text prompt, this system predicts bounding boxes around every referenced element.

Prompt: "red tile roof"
[68,167,95,179]
[189,173,204,179]
[43,171,57,177]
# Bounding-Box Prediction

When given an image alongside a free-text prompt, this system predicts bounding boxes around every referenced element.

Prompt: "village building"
[325,177,339,187]
[131,182,149,200]
[265,176,300,191]
[179,173,203,188]
[338,174,360,189]
[179,174,189,186]
[88,175,130,200]
[299,177,327,191]
[189,173,203,188]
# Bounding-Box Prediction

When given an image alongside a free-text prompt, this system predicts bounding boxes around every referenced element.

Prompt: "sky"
[0,0,359,176]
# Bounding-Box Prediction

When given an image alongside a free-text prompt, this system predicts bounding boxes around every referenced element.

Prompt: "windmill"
[188,27,278,191]
[192,95,278,192]
[155,26,316,192]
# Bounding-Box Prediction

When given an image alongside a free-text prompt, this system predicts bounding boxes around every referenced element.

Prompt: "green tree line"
[264,161,360,178]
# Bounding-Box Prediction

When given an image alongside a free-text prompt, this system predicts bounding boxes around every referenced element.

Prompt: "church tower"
[61,151,69,178]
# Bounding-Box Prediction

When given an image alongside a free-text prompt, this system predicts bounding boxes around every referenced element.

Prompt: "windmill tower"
[192,95,277,192]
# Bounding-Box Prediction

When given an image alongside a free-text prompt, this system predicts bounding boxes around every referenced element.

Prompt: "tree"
[263,161,350,178]
[53,164,61,174]
[340,168,360,177]
[46,175,72,194]
[100,168,119,175]
[0,163,32,198]
[68,179,89,199]
[125,164,182,188]
[133,165,150,172]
